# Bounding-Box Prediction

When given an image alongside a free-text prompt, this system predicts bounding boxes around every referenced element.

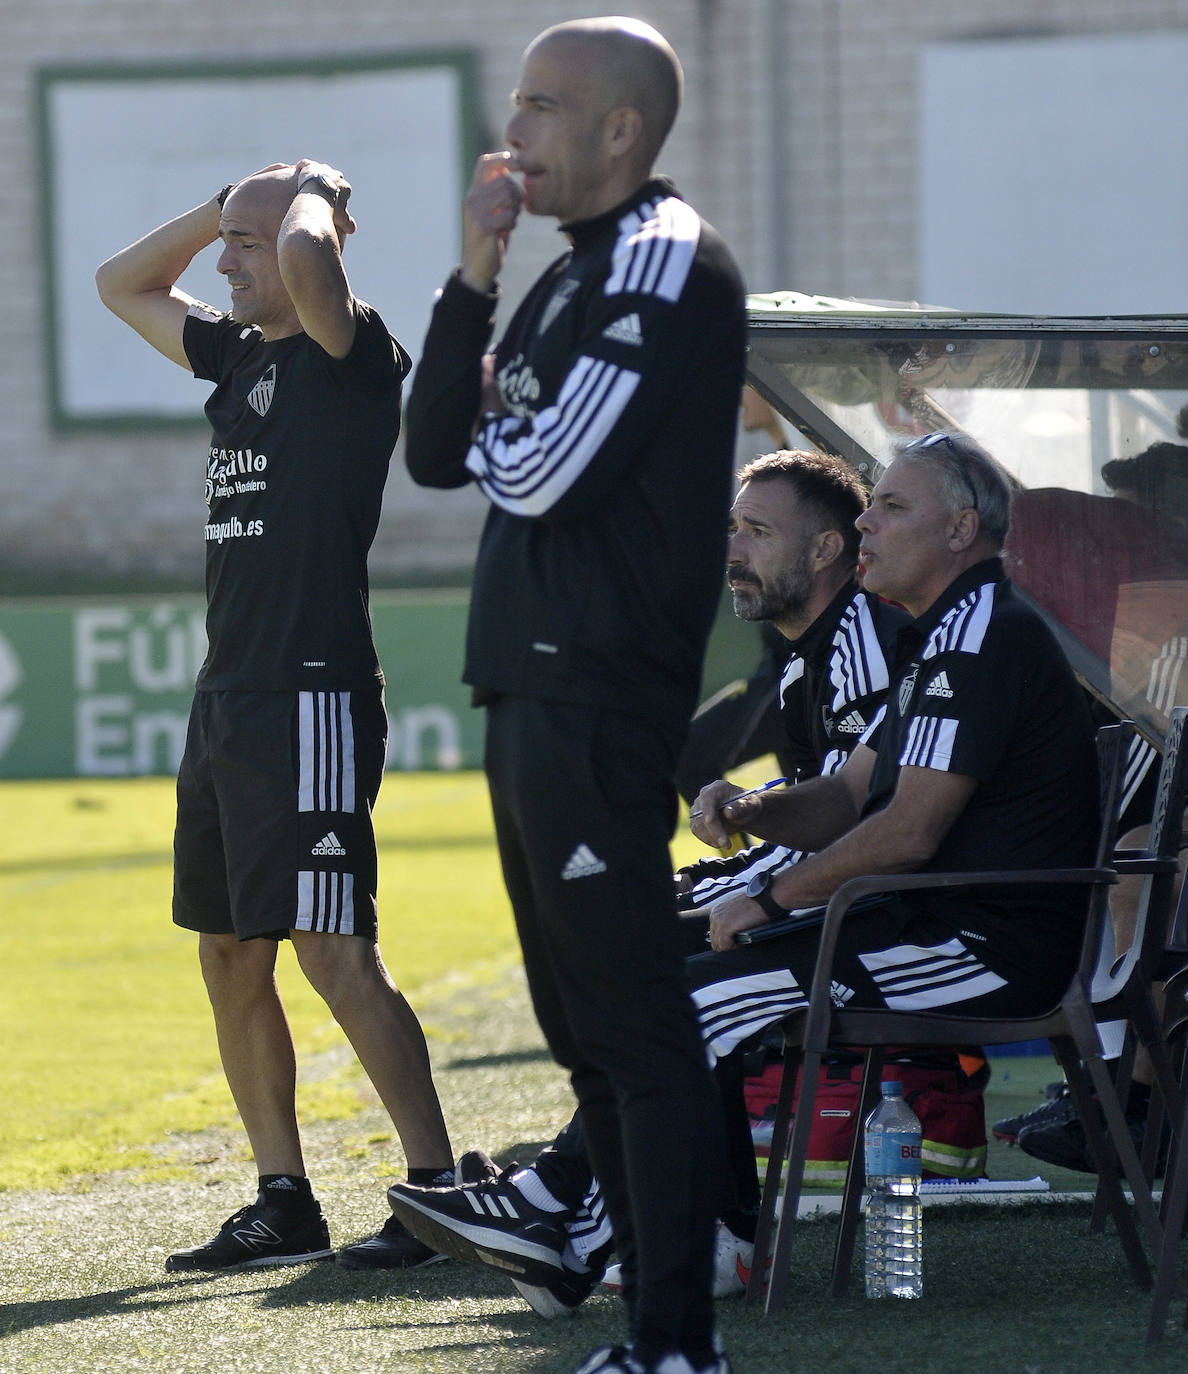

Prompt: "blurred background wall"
[4,0,1188,594]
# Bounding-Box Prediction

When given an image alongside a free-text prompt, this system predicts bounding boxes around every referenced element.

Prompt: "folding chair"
[1145,897,1188,1342]
[1137,719,1188,1339]
[748,722,1153,1314]
[1085,706,1188,1250]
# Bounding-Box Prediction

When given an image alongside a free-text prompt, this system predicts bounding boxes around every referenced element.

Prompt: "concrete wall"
[5,0,1188,590]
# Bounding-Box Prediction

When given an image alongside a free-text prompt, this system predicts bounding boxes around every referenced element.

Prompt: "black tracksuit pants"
[484,694,727,1365]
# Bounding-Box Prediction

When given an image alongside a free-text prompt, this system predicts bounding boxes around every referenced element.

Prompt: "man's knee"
[291,930,377,1013]
[197,931,279,1003]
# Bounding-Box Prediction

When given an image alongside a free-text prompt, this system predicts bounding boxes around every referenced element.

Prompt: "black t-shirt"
[679,585,907,905]
[864,558,1099,959]
[183,300,409,691]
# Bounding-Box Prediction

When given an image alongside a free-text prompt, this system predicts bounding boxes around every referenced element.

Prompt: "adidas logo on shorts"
[312,831,347,857]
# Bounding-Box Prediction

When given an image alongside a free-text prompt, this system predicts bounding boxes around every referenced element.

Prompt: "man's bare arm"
[690,744,876,852]
[706,765,979,949]
[277,160,358,360]
[95,195,223,370]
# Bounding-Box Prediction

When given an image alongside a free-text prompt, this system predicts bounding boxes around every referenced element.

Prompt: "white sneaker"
[599,1223,755,1300]
[710,1222,753,1298]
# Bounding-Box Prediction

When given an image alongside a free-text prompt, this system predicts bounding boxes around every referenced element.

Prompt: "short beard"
[731,552,814,623]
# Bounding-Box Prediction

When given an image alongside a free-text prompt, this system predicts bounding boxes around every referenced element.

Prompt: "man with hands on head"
[96,160,458,1274]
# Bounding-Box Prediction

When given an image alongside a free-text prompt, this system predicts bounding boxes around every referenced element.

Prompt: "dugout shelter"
[744,292,1188,751]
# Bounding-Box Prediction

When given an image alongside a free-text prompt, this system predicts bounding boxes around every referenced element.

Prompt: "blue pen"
[728,776,788,805]
[689,777,788,823]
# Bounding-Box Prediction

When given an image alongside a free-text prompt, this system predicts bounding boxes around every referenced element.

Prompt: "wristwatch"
[746,870,789,920]
[297,171,341,206]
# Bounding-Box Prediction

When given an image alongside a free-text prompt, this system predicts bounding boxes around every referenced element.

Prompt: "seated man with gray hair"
[686,430,1099,1243]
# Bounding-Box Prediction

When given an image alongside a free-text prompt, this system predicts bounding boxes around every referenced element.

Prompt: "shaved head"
[221,167,295,235]
[528,17,683,164]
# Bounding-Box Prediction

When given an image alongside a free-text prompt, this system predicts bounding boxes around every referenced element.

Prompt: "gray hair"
[896,431,1013,548]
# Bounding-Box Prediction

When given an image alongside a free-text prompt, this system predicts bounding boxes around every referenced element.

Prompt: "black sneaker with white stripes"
[510,1235,614,1319]
[337,1152,500,1269]
[512,1267,604,1319]
[165,1192,333,1272]
[571,1345,733,1374]
[387,1168,568,1285]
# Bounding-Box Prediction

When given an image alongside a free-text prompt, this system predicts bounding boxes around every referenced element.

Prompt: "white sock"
[510,1168,567,1213]
[561,1240,595,1273]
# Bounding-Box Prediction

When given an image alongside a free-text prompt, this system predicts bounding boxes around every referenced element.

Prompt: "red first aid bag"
[746,1049,988,1187]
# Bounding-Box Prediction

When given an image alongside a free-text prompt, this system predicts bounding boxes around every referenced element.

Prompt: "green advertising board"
[0,589,757,780]
[0,592,482,779]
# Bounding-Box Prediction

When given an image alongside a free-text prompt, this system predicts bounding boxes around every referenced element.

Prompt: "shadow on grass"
[0,1269,281,1337]
[0,1259,551,1338]
[446,1048,553,1070]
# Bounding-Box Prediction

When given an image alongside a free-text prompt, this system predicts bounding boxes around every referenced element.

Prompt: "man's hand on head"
[459,152,524,294]
[292,159,357,242]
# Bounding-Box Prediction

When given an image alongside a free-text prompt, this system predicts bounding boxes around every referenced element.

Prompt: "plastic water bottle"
[863,1079,923,1299]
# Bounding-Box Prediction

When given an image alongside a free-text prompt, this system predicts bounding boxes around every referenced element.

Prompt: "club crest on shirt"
[537,278,579,336]
[247,363,276,418]
[897,666,919,717]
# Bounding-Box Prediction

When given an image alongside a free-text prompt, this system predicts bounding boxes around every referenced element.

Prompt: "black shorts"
[173,687,386,941]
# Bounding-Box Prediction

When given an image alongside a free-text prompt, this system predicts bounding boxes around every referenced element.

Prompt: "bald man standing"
[96,161,457,1274]
[391,19,745,1374]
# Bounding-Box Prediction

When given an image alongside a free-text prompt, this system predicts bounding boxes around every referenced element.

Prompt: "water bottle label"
[865,1131,922,1178]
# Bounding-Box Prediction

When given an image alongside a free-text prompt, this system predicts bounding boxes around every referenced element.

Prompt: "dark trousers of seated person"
[687,896,1079,1212]
[531,1042,761,1241]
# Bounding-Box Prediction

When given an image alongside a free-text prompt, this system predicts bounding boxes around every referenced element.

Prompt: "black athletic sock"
[258,1174,316,1209]
[407,1166,455,1188]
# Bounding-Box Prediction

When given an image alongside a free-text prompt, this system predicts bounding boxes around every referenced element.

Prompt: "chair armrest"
[799,867,1116,1056]
[1112,856,1180,875]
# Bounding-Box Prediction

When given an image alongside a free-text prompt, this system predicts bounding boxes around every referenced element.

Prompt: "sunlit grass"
[0,774,517,1191]
[0,759,752,1193]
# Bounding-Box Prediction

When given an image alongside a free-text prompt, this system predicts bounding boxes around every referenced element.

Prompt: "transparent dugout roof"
[746,292,1188,746]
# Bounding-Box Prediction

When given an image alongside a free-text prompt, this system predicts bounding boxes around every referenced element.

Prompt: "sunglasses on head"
[917,432,978,511]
